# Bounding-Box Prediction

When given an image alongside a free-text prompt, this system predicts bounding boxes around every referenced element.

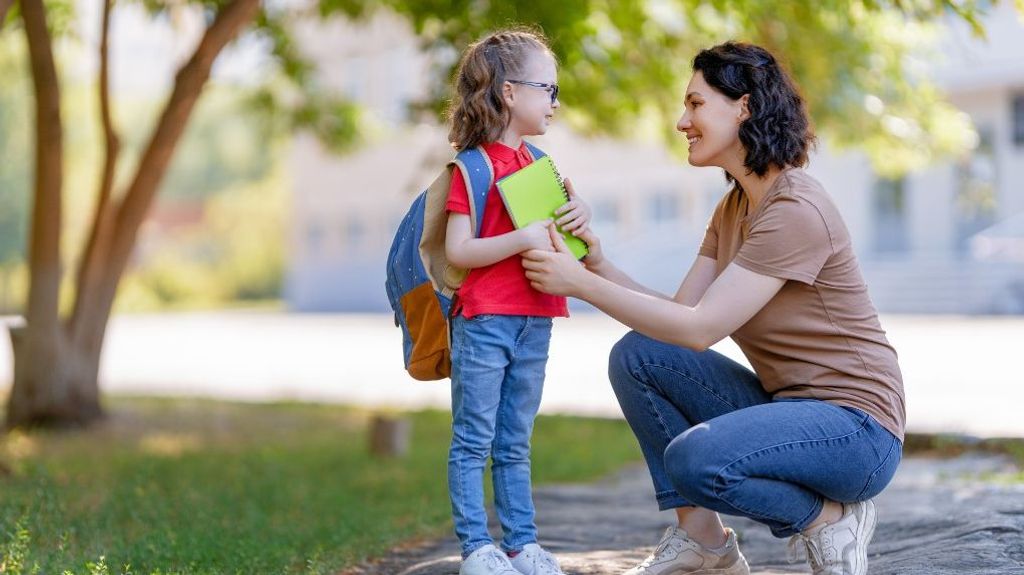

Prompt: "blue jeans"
[448,314,552,557]
[609,331,902,538]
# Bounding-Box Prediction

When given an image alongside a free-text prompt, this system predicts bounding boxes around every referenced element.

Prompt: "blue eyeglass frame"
[507,80,560,104]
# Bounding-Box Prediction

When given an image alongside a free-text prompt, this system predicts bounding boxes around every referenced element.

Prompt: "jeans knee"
[663,432,718,506]
[608,331,657,393]
[491,439,529,466]
[609,330,640,376]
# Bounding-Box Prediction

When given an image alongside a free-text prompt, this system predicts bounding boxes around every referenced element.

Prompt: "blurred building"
[287,7,1024,314]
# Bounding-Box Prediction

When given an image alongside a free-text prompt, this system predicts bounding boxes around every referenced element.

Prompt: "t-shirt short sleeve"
[698,199,723,259]
[446,166,470,215]
[734,196,832,285]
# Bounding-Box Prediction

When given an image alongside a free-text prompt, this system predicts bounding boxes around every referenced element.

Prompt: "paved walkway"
[346,454,1024,574]
[2,311,1021,437]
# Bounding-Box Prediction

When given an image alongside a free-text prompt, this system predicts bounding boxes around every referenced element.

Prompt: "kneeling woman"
[523,42,904,575]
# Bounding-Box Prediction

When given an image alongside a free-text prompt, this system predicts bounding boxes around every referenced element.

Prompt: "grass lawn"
[0,397,642,574]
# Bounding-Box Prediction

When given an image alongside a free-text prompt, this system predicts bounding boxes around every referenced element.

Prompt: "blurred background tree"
[363,0,1012,177]
[1,0,1018,429]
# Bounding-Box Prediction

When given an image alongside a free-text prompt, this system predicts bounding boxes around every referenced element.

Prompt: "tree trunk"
[3,0,99,430]
[0,0,13,32]
[6,0,260,429]
[6,325,102,428]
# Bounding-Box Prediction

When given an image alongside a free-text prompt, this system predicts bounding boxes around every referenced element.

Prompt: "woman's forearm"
[586,258,672,300]
[577,271,709,350]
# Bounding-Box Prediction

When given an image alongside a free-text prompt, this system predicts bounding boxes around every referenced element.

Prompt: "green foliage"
[159,90,277,201]
[114,169,287,311]
[305,0,1008,174]
[0,399,642,573]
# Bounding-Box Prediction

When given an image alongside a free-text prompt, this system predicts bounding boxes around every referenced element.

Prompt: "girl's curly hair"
[693,42,816,180]
[448,29,553,151]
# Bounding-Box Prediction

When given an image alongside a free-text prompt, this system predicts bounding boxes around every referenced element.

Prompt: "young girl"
[444,29,589,575]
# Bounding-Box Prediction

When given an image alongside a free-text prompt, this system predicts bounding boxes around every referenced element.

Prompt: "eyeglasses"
[507,80,559,104]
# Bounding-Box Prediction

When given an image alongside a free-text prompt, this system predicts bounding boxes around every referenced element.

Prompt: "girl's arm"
[522,226,784,350]
[445,213,555,269]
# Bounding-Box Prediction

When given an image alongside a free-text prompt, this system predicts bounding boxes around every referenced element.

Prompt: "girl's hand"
[576,227,605,271]
[522,224,591,298]
[518,219,555,252]
[554,178,592,235]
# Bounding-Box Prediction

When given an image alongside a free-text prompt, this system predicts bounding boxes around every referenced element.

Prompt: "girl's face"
[504,50,560,138]
[676,71,749,169]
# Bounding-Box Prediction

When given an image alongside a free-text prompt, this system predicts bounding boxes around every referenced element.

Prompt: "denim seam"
[709,419,868,526]
[495,389,517,546]
[656,490,689,510]
[511,316,529,359]
[637,362,741,412]
[637,377,679,450]
[451,324,467,539]
[855,435,900,501]
[792,494,826,534]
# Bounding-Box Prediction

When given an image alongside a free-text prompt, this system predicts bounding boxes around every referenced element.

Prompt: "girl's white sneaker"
[461,544,521,575]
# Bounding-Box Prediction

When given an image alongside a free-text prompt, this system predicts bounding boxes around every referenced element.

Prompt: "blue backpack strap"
[523,141,547,161]
[452,146,495,237]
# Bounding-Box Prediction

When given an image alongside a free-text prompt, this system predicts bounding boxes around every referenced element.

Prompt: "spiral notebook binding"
[547,157,570,203]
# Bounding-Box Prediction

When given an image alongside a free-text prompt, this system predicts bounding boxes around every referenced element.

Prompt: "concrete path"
[2,311,1021,437]
[346,454,1024,574]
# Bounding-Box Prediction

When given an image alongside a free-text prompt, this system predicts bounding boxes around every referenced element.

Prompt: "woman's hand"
[522,224,593,298]
[576,226,605,271]
[554,178,592,235]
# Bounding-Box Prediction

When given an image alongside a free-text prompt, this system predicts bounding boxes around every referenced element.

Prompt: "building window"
[593,199,619,227]
[647,192,678,223]
[306,223,324,256]
[1014,94,1024,146]
[955,127,998,248]
[871,176,908,254]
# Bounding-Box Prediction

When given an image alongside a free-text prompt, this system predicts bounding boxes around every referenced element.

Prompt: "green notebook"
[496,156,589,260]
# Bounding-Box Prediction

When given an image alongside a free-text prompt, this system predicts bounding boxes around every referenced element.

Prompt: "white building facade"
[287,8,1024,314]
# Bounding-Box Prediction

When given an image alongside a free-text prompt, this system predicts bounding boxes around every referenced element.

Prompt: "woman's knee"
[608,331,651,392]
[663,430,720,506]
[608,331,701,390]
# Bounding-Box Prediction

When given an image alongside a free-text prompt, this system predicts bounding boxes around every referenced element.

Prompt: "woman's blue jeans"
[448,314,552,557]
[609,331,902,538]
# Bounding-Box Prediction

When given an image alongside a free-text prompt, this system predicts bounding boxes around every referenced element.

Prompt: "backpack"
[385,142,547,380]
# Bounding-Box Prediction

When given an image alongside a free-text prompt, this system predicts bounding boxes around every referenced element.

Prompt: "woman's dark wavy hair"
[448,29,552,151]
[692,42,816,181]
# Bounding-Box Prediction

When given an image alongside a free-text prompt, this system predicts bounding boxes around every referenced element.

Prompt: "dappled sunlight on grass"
[0,396,641,574]
[138,432,203,457]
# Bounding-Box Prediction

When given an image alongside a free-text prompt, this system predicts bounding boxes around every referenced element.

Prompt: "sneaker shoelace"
[535,548,563,575]
[484,549,514,572]
[639,527,682,568]
[787,532,828,572]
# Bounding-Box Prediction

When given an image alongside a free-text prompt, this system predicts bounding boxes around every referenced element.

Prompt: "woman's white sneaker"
[787,499,877,575]
[624,527,750,575]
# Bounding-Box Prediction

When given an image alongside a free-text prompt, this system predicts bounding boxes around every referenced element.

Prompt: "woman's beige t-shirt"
[699,168,906,440]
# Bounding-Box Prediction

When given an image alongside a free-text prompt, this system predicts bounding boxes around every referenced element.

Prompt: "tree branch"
[19,0,63,333]
[80,0,260,329]
[69,0,121,342]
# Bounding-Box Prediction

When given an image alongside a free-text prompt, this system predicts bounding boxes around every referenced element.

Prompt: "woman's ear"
[738,94,751,122]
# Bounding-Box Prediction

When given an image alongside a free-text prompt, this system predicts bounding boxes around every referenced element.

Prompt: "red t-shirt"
[446,141,569,319]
